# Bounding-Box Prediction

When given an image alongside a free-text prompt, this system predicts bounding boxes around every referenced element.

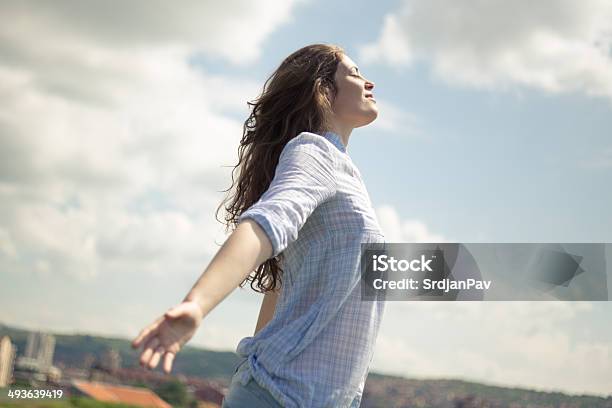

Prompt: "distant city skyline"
[0,329,188,407]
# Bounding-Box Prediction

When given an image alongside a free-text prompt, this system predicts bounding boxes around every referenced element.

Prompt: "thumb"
[165,303,188,319]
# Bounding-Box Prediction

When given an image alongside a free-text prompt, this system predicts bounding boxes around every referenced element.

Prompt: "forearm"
[183,219,273,318]
[254,288,280,335]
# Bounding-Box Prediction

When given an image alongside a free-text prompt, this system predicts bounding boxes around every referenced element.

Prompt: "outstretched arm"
[131,219,272,373]
[183,219,273,316]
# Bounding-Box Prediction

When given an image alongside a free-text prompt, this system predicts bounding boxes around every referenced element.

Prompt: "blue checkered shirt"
[234,131,386,407]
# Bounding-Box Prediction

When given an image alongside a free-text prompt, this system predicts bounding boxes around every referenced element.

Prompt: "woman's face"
[329,54,377,128]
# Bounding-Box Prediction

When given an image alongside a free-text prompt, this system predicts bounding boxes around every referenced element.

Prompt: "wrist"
[183,293,208,319]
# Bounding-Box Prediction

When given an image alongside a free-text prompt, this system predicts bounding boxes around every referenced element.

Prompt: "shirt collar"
[320,130,348,153]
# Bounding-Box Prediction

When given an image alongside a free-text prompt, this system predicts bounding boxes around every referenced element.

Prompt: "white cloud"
[360,14,414,68]
[368,97,422,136]
[373,301,612,396]
[0,1,302,281]
[0,1,303,66]
[0,52,246,281]
[581,146,612,169]
[375,204,448,242]
[359,0,612,101]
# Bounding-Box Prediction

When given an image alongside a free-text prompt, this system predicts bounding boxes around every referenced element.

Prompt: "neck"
[325,123,352,149]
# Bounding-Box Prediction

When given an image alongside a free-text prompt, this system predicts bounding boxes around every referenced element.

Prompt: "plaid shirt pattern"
[235,131,386,408]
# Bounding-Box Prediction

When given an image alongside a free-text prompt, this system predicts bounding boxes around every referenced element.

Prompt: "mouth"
[365,93,376,102]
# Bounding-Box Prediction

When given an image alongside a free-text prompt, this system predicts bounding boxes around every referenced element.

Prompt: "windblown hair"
[215,43,345,294]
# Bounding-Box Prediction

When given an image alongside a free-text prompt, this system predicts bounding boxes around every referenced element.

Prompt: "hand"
[131,300,204,374]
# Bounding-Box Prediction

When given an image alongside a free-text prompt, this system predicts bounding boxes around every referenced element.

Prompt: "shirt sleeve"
[237,132,338,258]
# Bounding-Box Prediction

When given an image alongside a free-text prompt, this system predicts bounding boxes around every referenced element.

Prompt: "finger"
[134,316,165,348]
[132,331,146,349]
[132,316,164,349]
[148,345,165,370]
[133,326,155,349]
[163,352,175,374]
[140,337,160,368]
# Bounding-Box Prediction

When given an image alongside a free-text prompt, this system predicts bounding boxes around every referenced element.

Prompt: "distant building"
[87,348,123,384]
[25,332,55,369]
[14,331,61,384]
[0,336,17,387]
[71,380,172,408]
[101,348,122,373]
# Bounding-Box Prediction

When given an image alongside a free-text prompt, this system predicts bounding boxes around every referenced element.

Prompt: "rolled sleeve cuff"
[238,209,282,258]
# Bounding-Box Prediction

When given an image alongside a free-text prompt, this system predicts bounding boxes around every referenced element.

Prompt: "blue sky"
[1,0,611,397]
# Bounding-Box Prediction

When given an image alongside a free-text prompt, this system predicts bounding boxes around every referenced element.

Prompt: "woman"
[131,43,385,407]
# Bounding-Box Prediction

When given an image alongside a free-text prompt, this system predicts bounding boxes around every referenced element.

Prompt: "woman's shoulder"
[277,131,339,179]
[284,131,336,156]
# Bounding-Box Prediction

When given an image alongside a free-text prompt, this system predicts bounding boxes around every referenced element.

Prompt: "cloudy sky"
[1,0,611,397]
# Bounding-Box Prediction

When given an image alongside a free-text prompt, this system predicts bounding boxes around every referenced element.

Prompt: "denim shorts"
[221,359,284,408]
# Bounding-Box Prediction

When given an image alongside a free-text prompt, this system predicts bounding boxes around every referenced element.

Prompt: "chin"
[356,116,377,128]
[360,110,378,127]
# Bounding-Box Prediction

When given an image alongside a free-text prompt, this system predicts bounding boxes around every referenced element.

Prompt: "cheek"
[333,90,367,116]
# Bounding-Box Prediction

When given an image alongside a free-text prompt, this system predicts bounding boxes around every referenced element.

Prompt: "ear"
[323,87,331,102]
[321,83,334,105]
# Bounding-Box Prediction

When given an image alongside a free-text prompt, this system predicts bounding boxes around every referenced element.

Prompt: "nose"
[365,79,374,90]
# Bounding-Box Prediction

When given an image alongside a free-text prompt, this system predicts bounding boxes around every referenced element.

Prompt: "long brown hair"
[215,43,345,294]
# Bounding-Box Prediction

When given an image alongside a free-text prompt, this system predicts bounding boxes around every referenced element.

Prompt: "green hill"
[2,322,611,407]
[0,322,241,379]
[363,372,612,407]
